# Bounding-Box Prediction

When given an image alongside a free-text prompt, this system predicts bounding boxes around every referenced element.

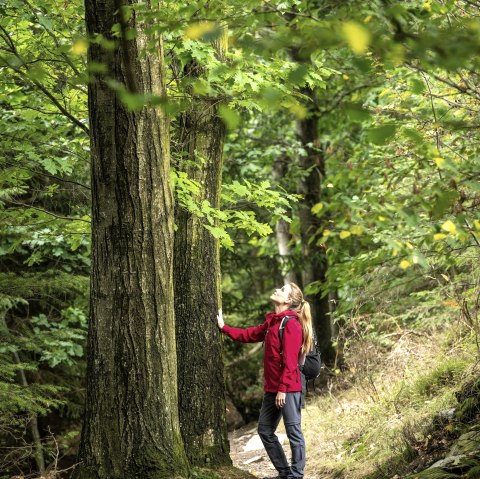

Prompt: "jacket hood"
[265,309,299,324]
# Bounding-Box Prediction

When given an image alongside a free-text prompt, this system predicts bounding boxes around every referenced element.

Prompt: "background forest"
[1,0,480,478]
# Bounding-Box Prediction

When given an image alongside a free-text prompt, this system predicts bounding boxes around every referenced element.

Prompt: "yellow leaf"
[184,21,216,40]
[364,15,373,24]
[433,157,445,169]
[405,241,414,249]
[442,220,457,234]
[342,74,350,80]
[287,102,307,119]
[311,202,324,214]
[400,260,412,269]
[342,22,371,55]
[443,300,459,308]
[378,215,386,221]
[434,233,447,241]
[71,39,88,55]
[231,48,243,59]
[441,274,450,282]
[392,248,398,257]
[339,230,351,239]
[474,220,480,231]
[350,225,365,235]
[322,229,331,237]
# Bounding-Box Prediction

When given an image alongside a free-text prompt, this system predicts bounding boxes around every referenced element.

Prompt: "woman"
[217,282,313,479]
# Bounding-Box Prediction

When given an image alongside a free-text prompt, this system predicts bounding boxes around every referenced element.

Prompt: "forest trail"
[228,327,464,479]
[228,404,340,479]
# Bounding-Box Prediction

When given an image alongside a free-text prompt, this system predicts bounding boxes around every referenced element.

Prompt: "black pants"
[257,392,305,478]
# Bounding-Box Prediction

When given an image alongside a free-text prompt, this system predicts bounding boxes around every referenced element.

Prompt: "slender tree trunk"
[173,26,231,467]
[74,1,189,477]
[296,86,336,363]
[13,351,46,475]
[272,156,298,284]
[1,313,46,476]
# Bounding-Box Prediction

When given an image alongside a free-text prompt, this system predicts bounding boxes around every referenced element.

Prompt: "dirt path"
[228,413,332,479]
[228,328,458,479]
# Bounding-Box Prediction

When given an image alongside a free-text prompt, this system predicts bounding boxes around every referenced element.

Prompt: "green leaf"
[402,127,424,144]
[345,102,371,122]
[287,64,309,85]
[218,105,241,129]
[366,124,397,145]
[409,78,425,94]
[431,189,459,219]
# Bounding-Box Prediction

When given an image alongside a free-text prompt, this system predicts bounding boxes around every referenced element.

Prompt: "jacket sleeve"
[221,322,268,343]
[278,320,303,393]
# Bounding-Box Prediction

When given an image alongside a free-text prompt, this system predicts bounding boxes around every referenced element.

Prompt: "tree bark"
[74,1,189,477]
[295,86,336,363]
[272,155,298,284]
[13,351,46,476]
[173,26,231,467]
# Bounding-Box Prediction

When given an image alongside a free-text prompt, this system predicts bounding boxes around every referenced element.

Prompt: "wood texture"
[74,1,189,477]
[173,25,231,467]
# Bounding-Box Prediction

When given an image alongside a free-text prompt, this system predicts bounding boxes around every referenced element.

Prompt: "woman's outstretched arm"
[217,308,268,343]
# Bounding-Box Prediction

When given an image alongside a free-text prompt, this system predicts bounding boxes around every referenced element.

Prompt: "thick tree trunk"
[74,1,189,478]
[173,27,231,467]
[296,87,336,363]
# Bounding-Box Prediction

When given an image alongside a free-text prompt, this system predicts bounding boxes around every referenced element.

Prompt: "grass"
[298,322,479,479]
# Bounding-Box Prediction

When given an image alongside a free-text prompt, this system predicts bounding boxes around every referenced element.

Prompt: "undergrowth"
[301,321,479,479]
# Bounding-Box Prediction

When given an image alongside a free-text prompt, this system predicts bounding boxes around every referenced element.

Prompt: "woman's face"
[270,284,292,305]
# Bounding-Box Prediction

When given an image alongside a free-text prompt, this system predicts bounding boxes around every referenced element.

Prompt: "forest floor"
[228,323,480,479]
[228,414,334,479]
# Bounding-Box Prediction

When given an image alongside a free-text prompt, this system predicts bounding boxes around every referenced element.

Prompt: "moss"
[190,468,221,479]
[191,466,256,479]
[130,442,190,479]
[186,442,232,468]
[71,465,100,479]
[455,396,480,423]
[466,465,480,478]
[449,429,480,455]
[414,359,467,399]
[403,467,458,478]
[442,457,480,474]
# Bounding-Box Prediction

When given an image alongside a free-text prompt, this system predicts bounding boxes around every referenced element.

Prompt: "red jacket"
[221,310,303,393]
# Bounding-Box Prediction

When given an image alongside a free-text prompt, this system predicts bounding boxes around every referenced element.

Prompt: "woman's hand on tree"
[275,391,286,409]
[217,309,224,329]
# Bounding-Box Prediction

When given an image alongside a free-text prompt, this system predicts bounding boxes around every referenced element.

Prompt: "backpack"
[279,315,322,381]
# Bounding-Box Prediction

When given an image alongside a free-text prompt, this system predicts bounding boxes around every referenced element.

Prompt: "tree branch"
[409,64,480,101]
[0,26,89,135]
[4,200,91,223]
[21,0,82,77]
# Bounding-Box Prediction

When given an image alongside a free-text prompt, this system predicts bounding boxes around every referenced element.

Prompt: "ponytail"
[289,283,313,353]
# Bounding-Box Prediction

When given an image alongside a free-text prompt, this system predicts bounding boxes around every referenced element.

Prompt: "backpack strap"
[279,315,297,353]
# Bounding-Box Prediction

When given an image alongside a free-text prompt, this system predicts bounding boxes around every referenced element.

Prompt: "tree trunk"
[173,26,231,467]
[296,86,336,363]
[13,351,46,476]
[1,312,46,476]
[74,1,189,477]
[272,155,298,284]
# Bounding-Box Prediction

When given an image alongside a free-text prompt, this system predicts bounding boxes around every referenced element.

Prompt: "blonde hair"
[288,282,313,353]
